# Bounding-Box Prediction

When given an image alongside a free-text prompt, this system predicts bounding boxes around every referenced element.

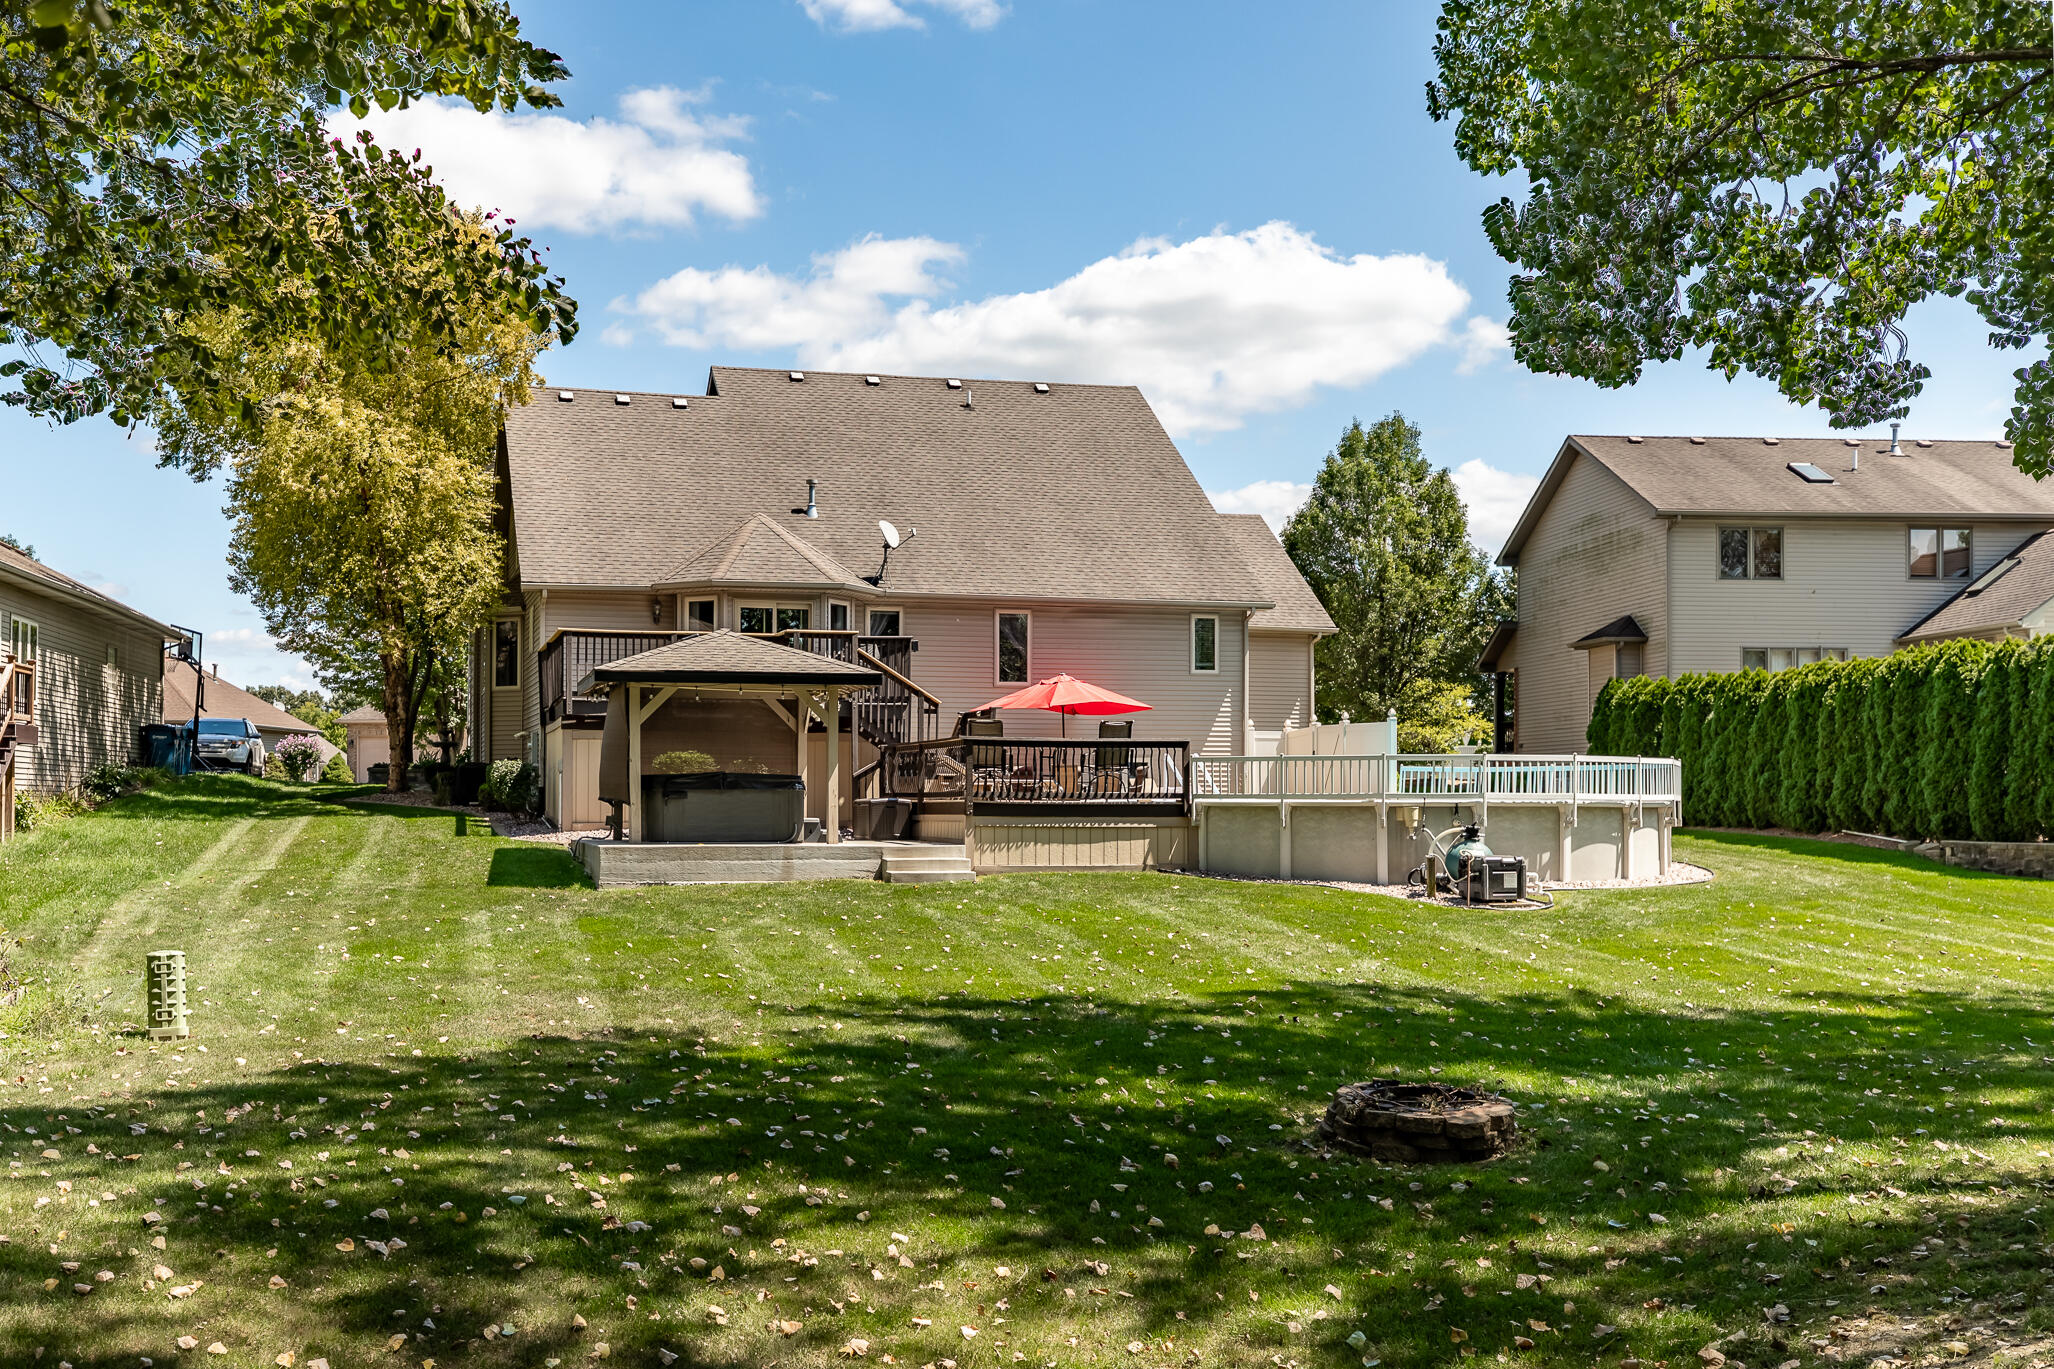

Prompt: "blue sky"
[1,0,2027,689]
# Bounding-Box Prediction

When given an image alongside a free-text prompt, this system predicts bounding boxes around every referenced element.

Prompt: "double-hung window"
[492,620,518,688]
[1908,527,1972,579]
[1718,526,1783,580]
[996,612,1030,684]
[8,616,37,664]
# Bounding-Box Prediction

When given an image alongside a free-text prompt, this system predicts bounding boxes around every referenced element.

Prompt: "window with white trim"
[1741,646,1850,672]
[996,611,1030,684]
[828,600,851,632]
[739,602,812,633]
[867,607,902,637]
[1190,615,1218,672]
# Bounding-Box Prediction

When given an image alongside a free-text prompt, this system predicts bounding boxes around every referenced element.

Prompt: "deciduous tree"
[1281,413,1509,750]
[1430,0,2054,470]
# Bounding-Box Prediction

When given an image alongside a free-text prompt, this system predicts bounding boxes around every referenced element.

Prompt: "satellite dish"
[879,519,902,550]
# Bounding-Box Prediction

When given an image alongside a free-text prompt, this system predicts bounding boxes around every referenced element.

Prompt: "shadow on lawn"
[4,976,2051,1368]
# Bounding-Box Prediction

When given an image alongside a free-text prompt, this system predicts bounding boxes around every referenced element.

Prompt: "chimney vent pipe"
[1890,422,1903,456]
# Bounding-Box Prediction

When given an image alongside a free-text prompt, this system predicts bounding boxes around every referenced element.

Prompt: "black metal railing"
[881,738,1190,816]
[536,627,938,747]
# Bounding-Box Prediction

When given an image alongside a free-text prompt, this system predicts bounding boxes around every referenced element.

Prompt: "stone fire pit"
[1317,1079,1518,1163]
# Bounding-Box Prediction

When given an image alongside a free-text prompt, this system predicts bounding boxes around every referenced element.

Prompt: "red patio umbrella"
[975,673,1151,737]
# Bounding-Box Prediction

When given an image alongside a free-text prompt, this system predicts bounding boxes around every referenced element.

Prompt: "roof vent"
[1625,435,1643,444]
[1689,436,1706,445]
[1997,439,2015,449]
[1033,382,1050,394]
[1916,439,1933,448]
[864,375,881,387]
[789,371,805,382]
[1762,437,1781,446]
[615,394,631,406]
[1842,438,1860,447]
[1787,461,1835,484]
[671,397,689,410]
[557,390,574,402]
[1889,421,1903,455]
[945,378,963,390]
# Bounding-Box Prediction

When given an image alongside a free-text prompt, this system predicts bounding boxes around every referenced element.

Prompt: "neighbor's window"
[1741,646,1850,672]
[686,599,716,631]
[492,620,517,688]
[106,643,119,669]
[867,608,902,637]
[1718,526,1784,580]
[829,601,851,632]
[1616,641,1644,678]
[1191,615,1218,672]
[997,612,1030,684]
[1909,527,1972,579]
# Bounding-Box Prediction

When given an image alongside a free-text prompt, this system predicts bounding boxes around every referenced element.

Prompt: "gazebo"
[578,631,882,843]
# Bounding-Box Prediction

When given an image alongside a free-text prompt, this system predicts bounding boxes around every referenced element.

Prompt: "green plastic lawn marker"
[146,949,190,1040]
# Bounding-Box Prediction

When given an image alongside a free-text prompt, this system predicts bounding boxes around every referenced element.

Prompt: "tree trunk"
[381,648,420,793]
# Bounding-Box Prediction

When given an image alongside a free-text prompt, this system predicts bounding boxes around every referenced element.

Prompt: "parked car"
[191,717,267,773]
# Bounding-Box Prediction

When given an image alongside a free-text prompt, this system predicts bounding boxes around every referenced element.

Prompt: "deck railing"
[1189,752,1681,805]
[537,627,938,745]
[880,737,1191,815]
[0,654,34,732]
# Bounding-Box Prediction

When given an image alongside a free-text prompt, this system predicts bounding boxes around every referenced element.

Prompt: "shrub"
[13,789,87,831]
[651,749,717,774]
[479,759,539,814]
[320,751,354,784]
[272,733,326,782]
[80,763,150,802]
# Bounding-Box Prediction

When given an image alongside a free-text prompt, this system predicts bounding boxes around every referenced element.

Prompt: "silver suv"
[192,718,267,773]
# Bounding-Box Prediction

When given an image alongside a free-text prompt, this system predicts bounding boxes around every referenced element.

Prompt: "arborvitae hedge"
[1587,638,2048,840]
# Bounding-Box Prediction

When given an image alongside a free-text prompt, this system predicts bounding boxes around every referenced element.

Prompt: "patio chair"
[1088,719,1142,796]
[964,717,1014,799]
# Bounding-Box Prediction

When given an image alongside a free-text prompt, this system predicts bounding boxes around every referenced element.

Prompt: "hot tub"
[639,772,806,843]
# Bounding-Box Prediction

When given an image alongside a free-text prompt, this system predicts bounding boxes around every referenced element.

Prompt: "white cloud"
[347,86,762,234]
[1452,458,1540,558]
[209,627,273,645]
[1208,480,1312,533]
[1456,316,1511,374]
[615,222,1483,434]
[800,0,1004,31]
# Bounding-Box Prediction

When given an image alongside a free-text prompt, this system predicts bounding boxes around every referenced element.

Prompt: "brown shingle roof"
[0,540,179,637]
[1500,435,2054,564]
[660,514,871,591]
[583,630,883,688]
[338,705,388,726]
[1217,515,1336,633]
[163,670,324,734]
[1899,532,2054,643]
[503,367,1276,610]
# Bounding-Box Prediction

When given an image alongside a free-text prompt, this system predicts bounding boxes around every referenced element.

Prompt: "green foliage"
[248,686,348,748]
[79,762,156,803]
[1281,413,1510,735]
[271,733,327,782]
[0,533,34,559]
[1590,639,2054,839]
[12,788,86,830]
[0,0,576,430]
[478,759,538,814]
[320,751,354,785]
[650,750,717,775]
[1429,2,2054,472]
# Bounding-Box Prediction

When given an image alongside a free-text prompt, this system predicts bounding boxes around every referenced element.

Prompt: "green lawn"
[1,775,2050,1369]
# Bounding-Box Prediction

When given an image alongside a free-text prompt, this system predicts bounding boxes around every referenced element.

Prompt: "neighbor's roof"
[338,705,388,726]
[0,540,179,638]
[659,514,871,592]
[1498,435,2054,565]
[1899,532,2054,643]
[501,367,1277,610]
[1571,614,1649,648]
[163,670,324,734]
[1217,515,1337,633]
[1476,620,1517,673]
[580,630,883,689]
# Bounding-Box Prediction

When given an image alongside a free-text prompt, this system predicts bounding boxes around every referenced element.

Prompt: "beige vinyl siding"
[1247,631,1314,735]
[1667,518,2051,673]
[902,600,1246,754]
[1511,452,1666,754]
[1,586,163,793]
[540,588,675,635]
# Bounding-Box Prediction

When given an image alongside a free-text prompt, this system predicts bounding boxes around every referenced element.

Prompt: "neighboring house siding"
[1247,632,1314,741]
[902,601,1247,754]
[1,589,162,793]
[1512,453,1667,754]
[1667,518,2052,674]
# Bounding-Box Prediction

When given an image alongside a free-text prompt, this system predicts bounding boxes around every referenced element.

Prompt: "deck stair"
[879,845,975,884]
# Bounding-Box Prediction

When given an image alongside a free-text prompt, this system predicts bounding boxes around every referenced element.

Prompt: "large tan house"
[1486,434,2054,753]
[2,540,177,835]
[472,366,1334,837]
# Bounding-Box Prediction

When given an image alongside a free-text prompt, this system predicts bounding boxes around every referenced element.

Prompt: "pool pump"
[1411,824,1531,904]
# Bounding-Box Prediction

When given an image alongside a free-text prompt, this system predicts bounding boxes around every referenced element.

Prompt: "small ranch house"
[1486,433,2054,752]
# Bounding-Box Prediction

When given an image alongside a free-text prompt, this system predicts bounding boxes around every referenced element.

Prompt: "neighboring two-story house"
[1485,434,2054,754]
[2,540,177,835]
[473,366,1334,833]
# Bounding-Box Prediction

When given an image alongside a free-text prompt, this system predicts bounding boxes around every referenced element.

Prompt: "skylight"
[1965,558,2020,595]
[1787,461,1835,484]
